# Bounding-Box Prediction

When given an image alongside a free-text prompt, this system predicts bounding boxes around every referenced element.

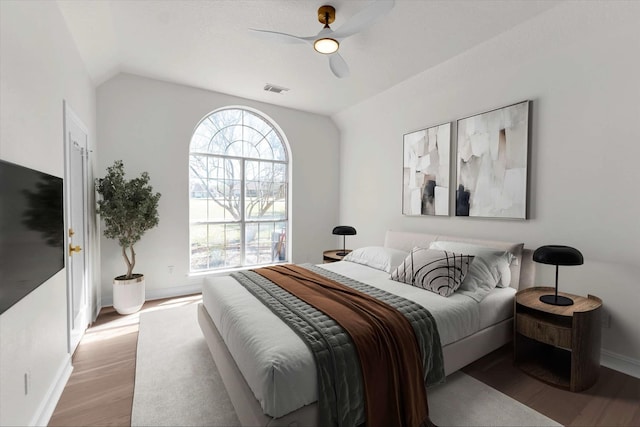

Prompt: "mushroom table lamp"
[533,245,584,306]
[332,226,357,256]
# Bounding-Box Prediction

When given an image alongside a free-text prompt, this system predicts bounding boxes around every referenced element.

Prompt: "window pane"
[225,158,241,180]
[211,125,237,155]
[243,111,272,138]
[210,223,241,268]
[245,222,287,265]
[245,161,286,221]
[246,183,269,220]
[208,156,222,180]
[243,127,265,147]
[190,133,211,153]
[274,222,287,262]
[189,198,208,222]
[267,132,286,161]
[218,109,242,127]
[244,223,259,265]
[245,190,260,219]
[208,179,223,202]
[259,161,273,180]
[189,155,208,181]
[245,160,259,181]
[256,137,276,160]
[274,163,286,183]
[190,224,209,271]
[273,184,287,220]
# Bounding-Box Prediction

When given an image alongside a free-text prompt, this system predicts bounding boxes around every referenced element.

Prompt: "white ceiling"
[57,0,561,116]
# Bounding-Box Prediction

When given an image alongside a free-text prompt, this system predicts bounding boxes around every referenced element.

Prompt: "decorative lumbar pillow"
[390,248,474,297]
[342,246,409,273]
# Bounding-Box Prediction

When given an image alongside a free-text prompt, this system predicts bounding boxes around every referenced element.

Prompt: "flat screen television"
[0,160,64,314]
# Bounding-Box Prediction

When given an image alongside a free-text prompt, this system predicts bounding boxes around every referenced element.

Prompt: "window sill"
[188,261,289,278]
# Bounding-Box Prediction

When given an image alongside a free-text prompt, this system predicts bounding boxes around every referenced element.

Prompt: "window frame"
[188,107,290,273]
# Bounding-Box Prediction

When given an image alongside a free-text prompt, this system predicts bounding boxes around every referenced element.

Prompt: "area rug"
[131,303,239,427]
[132,304,561,427]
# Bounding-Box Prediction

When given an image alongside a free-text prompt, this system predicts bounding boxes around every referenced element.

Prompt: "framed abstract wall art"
[402,122,451,216]
[455,100,530,219]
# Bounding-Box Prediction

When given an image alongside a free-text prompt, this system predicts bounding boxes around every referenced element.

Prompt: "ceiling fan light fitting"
[314,37,339,54]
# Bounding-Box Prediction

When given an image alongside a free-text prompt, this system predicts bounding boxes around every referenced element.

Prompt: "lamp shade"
[332,226,357,236]
[533,245,583,266]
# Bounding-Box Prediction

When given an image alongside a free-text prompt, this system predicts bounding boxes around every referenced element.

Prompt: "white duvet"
[201,261,515,418]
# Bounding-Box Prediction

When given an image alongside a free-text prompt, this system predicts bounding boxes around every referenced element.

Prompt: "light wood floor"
[49,295,640,426]
[462,345,640,426]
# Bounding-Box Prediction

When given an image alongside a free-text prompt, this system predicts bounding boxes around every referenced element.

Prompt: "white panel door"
[64,101,90,354]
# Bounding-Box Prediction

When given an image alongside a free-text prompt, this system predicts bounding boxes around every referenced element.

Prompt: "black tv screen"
[0,160,64,314]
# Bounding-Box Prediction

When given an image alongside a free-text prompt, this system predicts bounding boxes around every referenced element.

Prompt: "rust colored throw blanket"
[254,264,433,427]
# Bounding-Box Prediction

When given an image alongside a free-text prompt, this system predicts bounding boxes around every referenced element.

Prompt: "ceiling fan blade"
[249,29,314,45]
[329,53,350,78]
[332,0,395,40]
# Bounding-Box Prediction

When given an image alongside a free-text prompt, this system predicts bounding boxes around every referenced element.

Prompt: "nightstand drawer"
[516,313,572,348]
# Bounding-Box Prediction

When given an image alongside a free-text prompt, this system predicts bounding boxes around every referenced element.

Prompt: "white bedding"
[201,261,515,419]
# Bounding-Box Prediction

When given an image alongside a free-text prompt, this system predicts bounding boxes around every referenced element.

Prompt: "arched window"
[189,108,289,272]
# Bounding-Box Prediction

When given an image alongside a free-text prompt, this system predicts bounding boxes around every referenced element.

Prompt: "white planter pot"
[113,274,145,315]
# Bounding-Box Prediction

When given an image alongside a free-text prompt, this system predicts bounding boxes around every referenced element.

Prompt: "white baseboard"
[145,283,202,301]
[32,356,73,427]
[101,282,202,308]
[601,349,640,379]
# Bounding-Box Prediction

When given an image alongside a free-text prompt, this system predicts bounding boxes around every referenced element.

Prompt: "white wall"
[96,74,340,304]
[0,1,97,425]
[333,2,640,369]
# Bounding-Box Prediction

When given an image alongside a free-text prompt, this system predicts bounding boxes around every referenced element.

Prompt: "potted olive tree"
[96,160,161,315]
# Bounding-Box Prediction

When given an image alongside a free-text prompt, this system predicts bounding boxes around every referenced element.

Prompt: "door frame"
[63,100,93,354]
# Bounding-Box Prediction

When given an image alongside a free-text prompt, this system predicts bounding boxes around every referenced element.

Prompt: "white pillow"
[342,246,409,273]
[390,248,474,297]
[455,254,502,302]
[429,241,515,287]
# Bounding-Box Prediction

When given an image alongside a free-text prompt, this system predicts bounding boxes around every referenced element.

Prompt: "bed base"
[198,303,316,426]
[198,303,512,427]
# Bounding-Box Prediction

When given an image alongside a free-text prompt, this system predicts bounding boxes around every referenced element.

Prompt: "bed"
[197,230,535,426]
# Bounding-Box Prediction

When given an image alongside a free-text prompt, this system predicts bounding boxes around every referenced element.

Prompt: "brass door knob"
[69,244,82,255]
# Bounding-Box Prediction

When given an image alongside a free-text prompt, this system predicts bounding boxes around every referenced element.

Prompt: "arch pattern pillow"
[428,240,516,301]
[390,248,474,297]
[428,240,520,287]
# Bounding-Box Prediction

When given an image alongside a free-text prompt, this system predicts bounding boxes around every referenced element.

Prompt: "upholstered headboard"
[383,230,535,290]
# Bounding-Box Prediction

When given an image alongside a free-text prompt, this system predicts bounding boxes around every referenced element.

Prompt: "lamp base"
[336,251,349,257]
[539,294,574,306]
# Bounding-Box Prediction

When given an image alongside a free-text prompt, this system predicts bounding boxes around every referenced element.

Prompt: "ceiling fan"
[249,0,395,78]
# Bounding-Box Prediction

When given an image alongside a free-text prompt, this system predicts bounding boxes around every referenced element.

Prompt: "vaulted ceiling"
[57,0,560,116]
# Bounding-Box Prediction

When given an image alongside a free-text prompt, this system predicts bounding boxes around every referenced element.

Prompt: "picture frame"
[402,122,451,216]
[455,100,530,219]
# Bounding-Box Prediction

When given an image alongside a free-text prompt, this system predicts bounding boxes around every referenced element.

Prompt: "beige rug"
[131,303,238,427]
[132,303,561,427]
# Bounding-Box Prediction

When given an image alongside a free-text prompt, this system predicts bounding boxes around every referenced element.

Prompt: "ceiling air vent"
[264,83,289,94]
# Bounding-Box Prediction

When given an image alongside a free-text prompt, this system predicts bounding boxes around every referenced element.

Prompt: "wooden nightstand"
[514,287,602,392]
[323,249,351,263]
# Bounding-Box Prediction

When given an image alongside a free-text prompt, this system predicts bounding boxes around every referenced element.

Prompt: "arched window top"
[190,108,287,161]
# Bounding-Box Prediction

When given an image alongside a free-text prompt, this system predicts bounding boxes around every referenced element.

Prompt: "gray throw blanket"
[232,264,444,427]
